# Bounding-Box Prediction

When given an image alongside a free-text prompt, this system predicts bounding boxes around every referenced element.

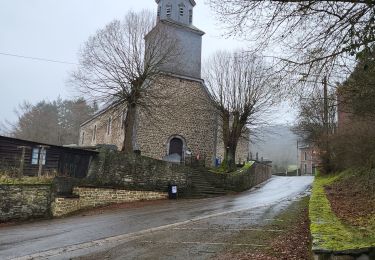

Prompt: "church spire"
[156,0,196,25]
[149,0,203,79]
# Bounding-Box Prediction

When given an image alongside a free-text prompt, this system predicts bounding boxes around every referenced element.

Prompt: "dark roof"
[0,135,98,154]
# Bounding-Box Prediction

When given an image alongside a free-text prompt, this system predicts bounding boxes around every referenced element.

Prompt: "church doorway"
[169,138,183,156]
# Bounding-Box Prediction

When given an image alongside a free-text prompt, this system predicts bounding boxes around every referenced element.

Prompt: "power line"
[0,52,78,65]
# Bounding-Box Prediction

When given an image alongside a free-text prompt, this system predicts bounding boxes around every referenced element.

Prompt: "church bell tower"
[156,0,195,25]
[150,0,204,79]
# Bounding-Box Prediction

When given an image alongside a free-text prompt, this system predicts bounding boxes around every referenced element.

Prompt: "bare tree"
[71,10,180,153]
[293,90,336,143]
[293,87,337,173]
[339,47,375,118]
[204,51,280,172]
[208,0,375,88]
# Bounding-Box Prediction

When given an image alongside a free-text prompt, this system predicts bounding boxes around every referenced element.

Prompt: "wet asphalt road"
[0,176,313,260]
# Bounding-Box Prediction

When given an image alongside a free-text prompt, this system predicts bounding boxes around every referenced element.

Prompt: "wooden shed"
[0,135,98,178]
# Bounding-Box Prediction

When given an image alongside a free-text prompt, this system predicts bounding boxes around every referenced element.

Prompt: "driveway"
[0,176,314,260]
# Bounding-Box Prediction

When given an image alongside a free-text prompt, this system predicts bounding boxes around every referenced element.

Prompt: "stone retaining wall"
[0,184,53,222]
[52,187,168,217]
[201,162,272,193]
[52,197,80,217]
[86,149,192,193]
[223,162,272,192]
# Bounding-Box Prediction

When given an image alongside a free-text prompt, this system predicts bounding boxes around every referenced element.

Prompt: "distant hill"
[250,124,298,172]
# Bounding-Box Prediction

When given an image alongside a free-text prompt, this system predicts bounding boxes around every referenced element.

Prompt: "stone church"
[79,0,249,166]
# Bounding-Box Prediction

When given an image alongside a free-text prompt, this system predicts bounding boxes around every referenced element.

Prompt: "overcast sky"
[0,0,296,127]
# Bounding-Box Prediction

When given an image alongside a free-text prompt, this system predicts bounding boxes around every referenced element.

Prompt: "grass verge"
[0,175,53,185]
[309,170,375,251]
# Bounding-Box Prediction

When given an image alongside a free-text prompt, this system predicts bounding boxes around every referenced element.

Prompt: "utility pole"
[296,140,299,176]
[322,75,330,172]
[17,146,30,178]
[323,75,329,135]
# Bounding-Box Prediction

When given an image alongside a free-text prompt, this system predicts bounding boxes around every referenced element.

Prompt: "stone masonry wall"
[86,149,192,193]
[52,197,80,217]
[136,75,217,166]
[52,187,167,217]
[204,162,272,192]
[80,103,125,149]
[223,162,272,192]
[0,184,53,222]
[86,149,271,197]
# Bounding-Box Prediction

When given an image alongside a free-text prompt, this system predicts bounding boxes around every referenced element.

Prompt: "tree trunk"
[221,110,244,172]
[122,103,137,153]
[225,143,237,172]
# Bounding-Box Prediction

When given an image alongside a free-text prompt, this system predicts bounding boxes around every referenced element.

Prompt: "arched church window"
[107,117,112,135]
[166,4,172,17]
[81,131,85,145]
[92,125,97,141]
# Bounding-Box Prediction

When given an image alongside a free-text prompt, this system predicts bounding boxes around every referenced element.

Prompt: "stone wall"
[52,197,80,217]
[86,149,271,196]
[86,149,192,193]
[52,187,167,217]
[0,184,53,222]
[222,162,272,192]
[80,103,125,149]
[136,75,217,167]
[201,162,272,193]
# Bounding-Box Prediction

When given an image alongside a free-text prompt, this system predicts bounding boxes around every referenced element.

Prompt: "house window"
[189,9,193,23]
[93,125,97,141]
[107,117,112,135]
[31,147,46,165]
[81,132,85,145]
[166,4,172,17]
[304,152,307,161]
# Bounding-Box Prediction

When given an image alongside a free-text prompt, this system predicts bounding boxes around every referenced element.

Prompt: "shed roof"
[0,135,98,154]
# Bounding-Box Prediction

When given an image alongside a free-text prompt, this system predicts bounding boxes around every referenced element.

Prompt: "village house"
[298,143,320,175]
[79,0,249,166]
